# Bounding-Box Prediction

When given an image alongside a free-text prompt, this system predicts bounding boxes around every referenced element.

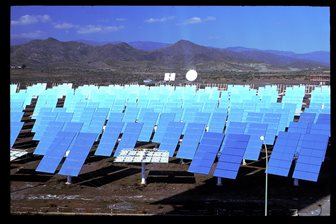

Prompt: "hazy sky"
[11,6,330,53]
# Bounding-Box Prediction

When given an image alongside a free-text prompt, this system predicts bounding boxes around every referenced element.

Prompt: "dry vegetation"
[10,68,328,86]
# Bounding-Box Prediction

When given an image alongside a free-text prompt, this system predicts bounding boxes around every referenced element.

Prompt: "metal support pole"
[66,176,72,185]
[260,136,268,216]
[293,155,299,187]
[264,141,268,216]
[217,177,222,186]
[180,159,184,164]
[293,178,299,187]
[242,159,246,165]
[141,162,146,185]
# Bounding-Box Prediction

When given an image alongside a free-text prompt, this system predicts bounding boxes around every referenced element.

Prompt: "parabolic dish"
[186,69,197,81]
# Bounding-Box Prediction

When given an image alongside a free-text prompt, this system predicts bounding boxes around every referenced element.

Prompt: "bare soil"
[10,144,331,215]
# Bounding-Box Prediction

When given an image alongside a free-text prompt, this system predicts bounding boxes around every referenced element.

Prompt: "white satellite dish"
[186,69,197,81]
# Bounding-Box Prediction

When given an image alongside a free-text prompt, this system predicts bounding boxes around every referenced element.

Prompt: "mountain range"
[11,37,171,51]
[10,37,329,73]
[225,47,329,66]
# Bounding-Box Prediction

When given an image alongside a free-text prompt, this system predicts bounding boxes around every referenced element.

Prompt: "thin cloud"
[104,25,124,32]
[145,16,175,23]
[77,25,124,34]
[178,16,216,26]
[116,18,127,21]
[182,17,202,25]
[11,14,51,26]
[54,22,78,29]
[97,18,109,23]
[208,35,221,40]
[51,21,124,34]
[11,30,46,38]
[205,16,216,22]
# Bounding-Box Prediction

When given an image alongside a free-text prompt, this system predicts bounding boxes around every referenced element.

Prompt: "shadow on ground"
[74,165,141,187]
[151,153,330,216]
[147,170,196,184]
[11,168,52,182]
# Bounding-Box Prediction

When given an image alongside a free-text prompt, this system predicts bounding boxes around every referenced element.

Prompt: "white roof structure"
[164,73,176,81]
[170,73,176,81]
[164,73,170,81]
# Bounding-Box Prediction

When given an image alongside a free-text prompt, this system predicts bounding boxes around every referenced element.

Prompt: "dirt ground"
[10,143,331,216]
[10,81,331,216]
